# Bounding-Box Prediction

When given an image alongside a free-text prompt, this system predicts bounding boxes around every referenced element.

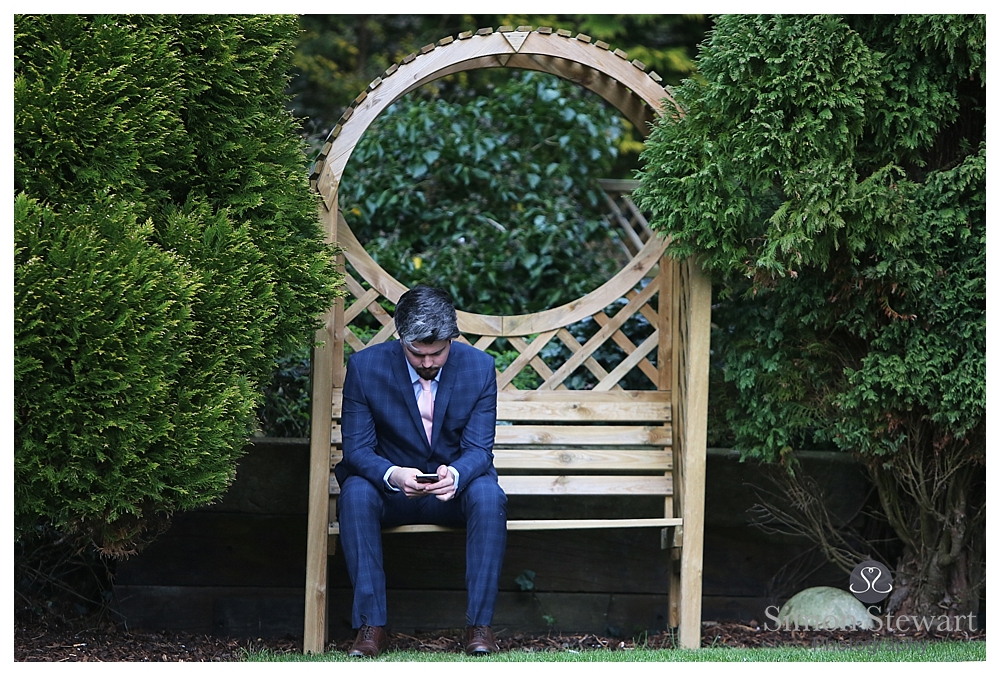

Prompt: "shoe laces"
[360,625,380,641]
[470,625,490,640]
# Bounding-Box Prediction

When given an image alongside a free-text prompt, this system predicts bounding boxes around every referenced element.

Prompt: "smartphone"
[415,473,439,484]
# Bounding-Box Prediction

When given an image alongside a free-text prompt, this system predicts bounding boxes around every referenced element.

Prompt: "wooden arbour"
[304,26,711,653]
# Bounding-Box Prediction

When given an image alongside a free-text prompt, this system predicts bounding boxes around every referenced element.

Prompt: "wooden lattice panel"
[340,267,663,393]
[336,202,670,394]
[599,179,655,259]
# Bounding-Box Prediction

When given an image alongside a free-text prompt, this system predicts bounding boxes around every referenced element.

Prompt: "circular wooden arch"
[310,26,679,336]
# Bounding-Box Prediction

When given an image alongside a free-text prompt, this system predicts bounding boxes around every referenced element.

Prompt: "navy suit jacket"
[333,340,499,495]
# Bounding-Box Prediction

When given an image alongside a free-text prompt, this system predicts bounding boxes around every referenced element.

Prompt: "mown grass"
[244,640,984,662]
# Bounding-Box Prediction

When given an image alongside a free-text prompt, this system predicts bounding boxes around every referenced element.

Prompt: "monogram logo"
[849,560,893,604]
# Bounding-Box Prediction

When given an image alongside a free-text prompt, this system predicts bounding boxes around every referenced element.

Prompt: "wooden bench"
[329,389,679,537]
[324,387,686,644]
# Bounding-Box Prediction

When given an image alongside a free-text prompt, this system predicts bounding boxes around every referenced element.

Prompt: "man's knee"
[462,475,507,514]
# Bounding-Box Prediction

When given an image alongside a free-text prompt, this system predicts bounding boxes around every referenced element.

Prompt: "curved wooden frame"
[336,210,668,337]
[304,26,707,655]
[310,27,679,211]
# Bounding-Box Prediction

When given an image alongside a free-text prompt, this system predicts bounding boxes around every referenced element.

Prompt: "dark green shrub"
[338,70,627,316]
[636,14,984,619]
[256,344,313,439]
[14,14,342,555]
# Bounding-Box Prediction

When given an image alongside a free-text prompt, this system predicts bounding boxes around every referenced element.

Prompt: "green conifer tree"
[14,14,342,555]
[636,14,985,620]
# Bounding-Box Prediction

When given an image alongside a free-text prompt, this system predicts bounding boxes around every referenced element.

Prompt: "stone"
[776,586,873,630]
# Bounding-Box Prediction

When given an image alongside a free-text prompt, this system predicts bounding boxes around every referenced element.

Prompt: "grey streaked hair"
[394,285,460,345]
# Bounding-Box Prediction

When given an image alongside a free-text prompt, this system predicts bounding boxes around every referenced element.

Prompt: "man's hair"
[394,285,460,345]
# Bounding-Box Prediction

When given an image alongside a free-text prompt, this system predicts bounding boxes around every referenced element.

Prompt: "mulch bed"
[14,616,985,661]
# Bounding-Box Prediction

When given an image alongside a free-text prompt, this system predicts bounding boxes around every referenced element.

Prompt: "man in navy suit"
[334,285,507,657]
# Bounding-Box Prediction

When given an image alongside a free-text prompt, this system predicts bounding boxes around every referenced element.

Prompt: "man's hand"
[427,465,457,502]
[389,465,456,500]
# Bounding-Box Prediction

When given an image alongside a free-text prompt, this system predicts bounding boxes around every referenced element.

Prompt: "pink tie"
[418,378,434,445]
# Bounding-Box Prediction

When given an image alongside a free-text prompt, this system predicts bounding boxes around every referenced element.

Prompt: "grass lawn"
[244,640,984,662]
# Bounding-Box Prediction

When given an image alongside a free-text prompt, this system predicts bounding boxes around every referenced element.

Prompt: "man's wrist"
[384,466,401,491]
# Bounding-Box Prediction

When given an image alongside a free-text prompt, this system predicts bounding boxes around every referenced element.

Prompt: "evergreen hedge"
[14,15,341,555]
[635,14,984,619]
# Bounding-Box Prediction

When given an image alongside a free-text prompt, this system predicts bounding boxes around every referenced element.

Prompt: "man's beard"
[416,366,439,380]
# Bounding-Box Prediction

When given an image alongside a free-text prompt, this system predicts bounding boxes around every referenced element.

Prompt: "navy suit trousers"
[338,474,508,629]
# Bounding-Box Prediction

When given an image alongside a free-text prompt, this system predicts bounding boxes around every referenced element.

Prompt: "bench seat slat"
[327,448,671,470]
[496,425,671,445]
[492,448,671,470]
[333,389,672,422]
[331,424,670,446]
[498,398,671,422]
[328,517,683,535]
[329,474,671,496]
[500,475,671,495]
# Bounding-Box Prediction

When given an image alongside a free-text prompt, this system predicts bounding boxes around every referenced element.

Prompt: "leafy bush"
[14,15,342,554]
[636,14,984,618]
[338,70,627,316]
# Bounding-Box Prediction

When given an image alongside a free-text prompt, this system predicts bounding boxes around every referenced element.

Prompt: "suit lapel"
[389,342,428,449]
[432,346,458,448]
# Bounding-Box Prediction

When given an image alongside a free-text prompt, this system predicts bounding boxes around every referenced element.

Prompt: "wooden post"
[303,201,341,654]
[677,257,711,649]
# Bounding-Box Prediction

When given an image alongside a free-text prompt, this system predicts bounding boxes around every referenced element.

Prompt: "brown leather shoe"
[465,625,498,655]
[348,624,388,658]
